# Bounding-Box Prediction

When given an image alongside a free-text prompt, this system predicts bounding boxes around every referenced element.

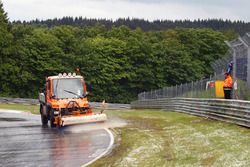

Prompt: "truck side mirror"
[86,82,92,92]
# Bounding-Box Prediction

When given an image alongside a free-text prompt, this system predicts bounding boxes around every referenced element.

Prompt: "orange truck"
[39,73,107,127]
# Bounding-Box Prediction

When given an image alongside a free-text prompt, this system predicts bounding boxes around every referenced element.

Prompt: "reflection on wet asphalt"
[0,110,111,167]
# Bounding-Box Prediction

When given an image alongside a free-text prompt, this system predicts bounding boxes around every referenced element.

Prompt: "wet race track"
[0,109,113,167]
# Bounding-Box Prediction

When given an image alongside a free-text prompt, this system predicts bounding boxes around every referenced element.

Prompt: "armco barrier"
[0,97,38,105]
[131,98,250,128]
[0,97,130,109]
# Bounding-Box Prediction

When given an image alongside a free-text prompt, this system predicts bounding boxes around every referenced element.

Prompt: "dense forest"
[1,2,230,103]
[17,17,250,37]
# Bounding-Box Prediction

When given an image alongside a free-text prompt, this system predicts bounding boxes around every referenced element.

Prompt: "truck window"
[52,78,84,99]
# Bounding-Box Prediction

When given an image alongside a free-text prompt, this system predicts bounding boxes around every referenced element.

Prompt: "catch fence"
[138,32,250,100]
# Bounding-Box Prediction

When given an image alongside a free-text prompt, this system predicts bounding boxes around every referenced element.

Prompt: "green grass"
[90,109,250,167]
[0,103,39,114]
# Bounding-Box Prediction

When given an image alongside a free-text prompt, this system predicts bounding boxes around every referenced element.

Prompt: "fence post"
[180,83,182,97]
[226,41,235,99]
[191,81,193,98]
[248,44,250,93]
[239,35,250,93]
[166,87,168,98]
[175,85,178,97]
[200,80,202,97]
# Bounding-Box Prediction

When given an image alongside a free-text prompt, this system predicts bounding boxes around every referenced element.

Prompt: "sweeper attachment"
[39,73,107,127]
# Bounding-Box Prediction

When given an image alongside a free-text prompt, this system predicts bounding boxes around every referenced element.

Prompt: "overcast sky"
[2,0,250,22]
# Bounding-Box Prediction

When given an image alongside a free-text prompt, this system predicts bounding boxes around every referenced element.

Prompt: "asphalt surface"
[0,109,112,167]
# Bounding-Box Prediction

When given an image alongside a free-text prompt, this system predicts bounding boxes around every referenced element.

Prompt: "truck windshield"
[52,78,84,99]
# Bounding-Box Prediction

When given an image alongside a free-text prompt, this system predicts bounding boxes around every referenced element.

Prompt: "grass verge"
[90,109,250,167]
[0,103,39,114]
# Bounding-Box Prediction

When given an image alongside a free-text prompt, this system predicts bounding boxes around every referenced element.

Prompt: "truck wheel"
[50,110,56,128]
[40,105,48,125]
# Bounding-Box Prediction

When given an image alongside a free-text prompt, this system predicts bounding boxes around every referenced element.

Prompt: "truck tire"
[40,105,48,125]
[50,109,56,128]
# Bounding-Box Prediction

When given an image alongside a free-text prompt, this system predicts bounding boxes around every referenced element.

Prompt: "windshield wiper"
[63,89,83,98]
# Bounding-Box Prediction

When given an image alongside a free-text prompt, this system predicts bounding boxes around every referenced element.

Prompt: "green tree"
[0,1,13,96]
[3,27,66,97]
[167,28,228,77]
[0,15,229,102]
[0,0,12,62]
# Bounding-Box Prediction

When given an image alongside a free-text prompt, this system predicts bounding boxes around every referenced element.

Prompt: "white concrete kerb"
[82,128,115,167]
